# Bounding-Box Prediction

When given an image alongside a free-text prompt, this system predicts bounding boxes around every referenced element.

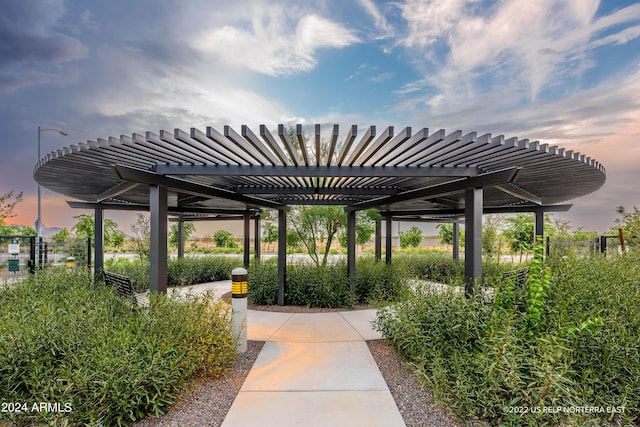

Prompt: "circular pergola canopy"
[34,124,606,216]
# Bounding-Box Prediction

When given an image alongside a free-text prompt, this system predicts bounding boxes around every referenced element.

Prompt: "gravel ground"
[133,341,264,427]
[367,340,465,427]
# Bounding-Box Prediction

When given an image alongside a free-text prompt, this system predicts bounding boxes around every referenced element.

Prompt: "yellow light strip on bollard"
[232,280,248,297]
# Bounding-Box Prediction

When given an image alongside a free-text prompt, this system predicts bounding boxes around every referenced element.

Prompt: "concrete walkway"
[175,280,405,426]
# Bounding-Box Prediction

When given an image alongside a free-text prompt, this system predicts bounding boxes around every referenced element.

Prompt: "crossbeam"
[346,167,521,211]
[154,164,480,178]
[113,165,285,209]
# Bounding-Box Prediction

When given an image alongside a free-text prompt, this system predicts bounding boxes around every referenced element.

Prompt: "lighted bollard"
[231,267,248,353]
[66,256,75,269]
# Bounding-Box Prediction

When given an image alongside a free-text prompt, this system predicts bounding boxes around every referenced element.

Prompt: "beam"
[113,165,285,209]
[379,204,573,217]
[96,181,140,202]
[150,185,168,294]
[232,186,402,196]
[495,183,542,205]
[464,188,483,297]
[154,164,480,178]
[347,167,520,211]
[68,201,263,216]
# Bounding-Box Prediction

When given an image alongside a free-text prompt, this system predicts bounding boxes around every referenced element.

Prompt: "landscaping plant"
[0,268,236,426]
[374,249,640,426]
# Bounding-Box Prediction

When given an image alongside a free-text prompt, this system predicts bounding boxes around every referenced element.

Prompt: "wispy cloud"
[192,5,359,76]
[355,0,394,39]
[396,0,640,102]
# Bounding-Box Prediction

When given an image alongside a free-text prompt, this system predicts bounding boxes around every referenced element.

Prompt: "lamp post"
[37,126,67,240]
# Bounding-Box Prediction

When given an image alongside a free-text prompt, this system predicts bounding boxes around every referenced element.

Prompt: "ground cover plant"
[0,268,236,426]
[374,250,640,426]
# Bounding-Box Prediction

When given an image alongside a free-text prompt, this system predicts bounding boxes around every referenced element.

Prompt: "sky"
[1,0,639,236]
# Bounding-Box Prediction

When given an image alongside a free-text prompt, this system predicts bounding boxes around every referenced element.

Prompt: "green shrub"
[105,256,243,292]
[0,268,235,426]
[247,257,409,307]
[247,257,279,305]
[374,252,640,426]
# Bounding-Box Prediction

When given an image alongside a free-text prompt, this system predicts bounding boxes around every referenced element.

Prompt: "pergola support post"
[385,216,393,264]
[94,207,104,277]
[464,187,483,297]
[347,210,356,299]
[254,216,261,259]
[277,209,287,306]
[177,219,185,259]
[452,222,460,261]
[150,185,168,294]
[243,214,250,267]
[375,217,382,262]
[534,211,545,256]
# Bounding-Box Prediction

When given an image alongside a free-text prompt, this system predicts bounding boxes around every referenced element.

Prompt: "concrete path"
[223,309,405,427]
[167,280,406,426]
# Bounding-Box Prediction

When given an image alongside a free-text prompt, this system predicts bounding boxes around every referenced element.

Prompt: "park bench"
[103,271,150,308]
[502,267,529,289]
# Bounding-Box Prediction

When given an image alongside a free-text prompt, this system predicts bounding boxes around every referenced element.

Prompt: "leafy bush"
[167,256,242,287]
[374,252,640,426]
[105,256,243,292]
[247,257,409,307]
[0,268,235,426]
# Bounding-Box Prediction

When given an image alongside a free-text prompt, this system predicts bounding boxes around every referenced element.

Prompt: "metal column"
[464,187,483,297]
[385,216,393,264]
[452,222,460,260]
[243,214,250,267]
[177,219,184,259]
[535,210,544,246]
[150,185,168,294]
[254,216,261,259]
[277,209,287,306]
[347,210,357,299]
[375,217,382,262]
[94,207,104,277]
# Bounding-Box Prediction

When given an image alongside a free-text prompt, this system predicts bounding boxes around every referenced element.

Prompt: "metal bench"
[103,271,150,308]
[502,267,529,289]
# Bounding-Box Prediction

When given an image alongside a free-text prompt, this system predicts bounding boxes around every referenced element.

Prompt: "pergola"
[34,124,605,301]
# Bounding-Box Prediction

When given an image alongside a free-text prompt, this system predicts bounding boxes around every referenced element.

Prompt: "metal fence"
[0,235,36,279]
[0,235,91,280]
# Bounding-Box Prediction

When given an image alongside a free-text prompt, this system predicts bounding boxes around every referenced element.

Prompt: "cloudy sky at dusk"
[1,0,639,234]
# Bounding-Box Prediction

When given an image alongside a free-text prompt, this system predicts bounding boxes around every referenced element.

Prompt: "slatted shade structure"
[34,124,606,300]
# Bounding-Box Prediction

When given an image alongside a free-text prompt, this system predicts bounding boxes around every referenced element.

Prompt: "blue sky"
[1,0,639,233]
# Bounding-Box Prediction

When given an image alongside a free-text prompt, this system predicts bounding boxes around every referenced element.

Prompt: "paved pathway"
[182,281,405,426]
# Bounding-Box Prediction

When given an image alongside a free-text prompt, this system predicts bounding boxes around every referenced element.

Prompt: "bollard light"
[231,267,248,353]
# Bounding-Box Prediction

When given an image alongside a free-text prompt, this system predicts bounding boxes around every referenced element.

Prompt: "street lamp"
[37,126,67,240]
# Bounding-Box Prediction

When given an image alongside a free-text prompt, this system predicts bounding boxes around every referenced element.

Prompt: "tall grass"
[374,252,640,426]
[0,268,235,426]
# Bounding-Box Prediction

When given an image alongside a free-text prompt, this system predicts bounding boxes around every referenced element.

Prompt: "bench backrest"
[103,271,134,298]
[503,267,529,288]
